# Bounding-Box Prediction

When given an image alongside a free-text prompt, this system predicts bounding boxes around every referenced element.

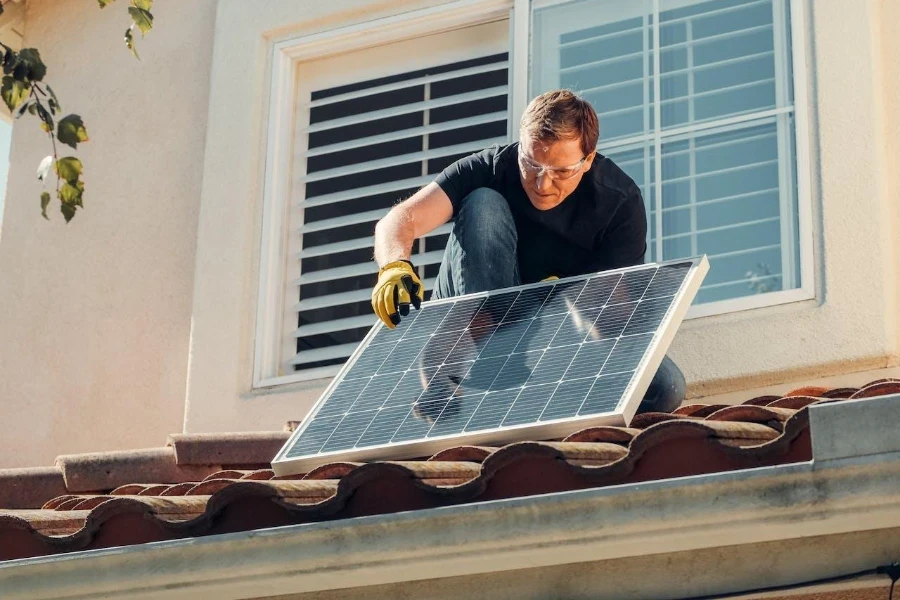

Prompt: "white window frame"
[517,0,815,320]
[253,0,517,388]
[254,0,814,388]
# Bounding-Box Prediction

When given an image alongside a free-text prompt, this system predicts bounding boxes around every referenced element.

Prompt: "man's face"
[518,135,596,210]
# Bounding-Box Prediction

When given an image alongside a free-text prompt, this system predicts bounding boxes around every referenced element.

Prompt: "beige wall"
[879,0,900,356]
[0,0,217,468]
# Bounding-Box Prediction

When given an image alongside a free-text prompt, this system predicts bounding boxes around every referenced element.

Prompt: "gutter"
[1,395,898,600]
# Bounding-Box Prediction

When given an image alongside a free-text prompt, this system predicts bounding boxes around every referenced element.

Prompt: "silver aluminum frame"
[272,256,709,476]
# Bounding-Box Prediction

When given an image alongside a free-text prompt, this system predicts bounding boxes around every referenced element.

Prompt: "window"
[286,21,510,374]
[531,0,805,306]
[257,0,809,384]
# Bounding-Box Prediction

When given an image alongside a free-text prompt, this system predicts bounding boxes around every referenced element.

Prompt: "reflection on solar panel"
[273,257,708,475]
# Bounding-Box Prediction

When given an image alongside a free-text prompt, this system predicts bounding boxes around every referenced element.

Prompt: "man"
[371,89,685,414]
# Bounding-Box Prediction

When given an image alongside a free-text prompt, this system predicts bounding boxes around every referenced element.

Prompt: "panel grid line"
[571,267,659,416]
[456,285,563,434]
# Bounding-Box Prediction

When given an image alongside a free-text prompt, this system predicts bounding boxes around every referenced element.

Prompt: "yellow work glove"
[372,260,424,329]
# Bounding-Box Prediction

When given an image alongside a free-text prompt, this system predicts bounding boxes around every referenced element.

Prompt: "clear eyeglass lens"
[518,153,583,181]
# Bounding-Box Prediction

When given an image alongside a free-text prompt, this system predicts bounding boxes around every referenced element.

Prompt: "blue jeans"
[432,187,686,414]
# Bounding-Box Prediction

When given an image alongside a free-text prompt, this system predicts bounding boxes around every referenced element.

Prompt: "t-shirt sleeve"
[594,186,648,270]
[433,147,497,215]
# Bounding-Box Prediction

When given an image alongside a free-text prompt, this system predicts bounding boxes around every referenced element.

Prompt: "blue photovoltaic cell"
[283,261,696,460]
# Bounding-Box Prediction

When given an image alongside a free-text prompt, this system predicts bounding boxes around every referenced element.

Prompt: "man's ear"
[583,150,597,171]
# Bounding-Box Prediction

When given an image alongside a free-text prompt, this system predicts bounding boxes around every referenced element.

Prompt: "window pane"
[605,119,800,303]
[293,52,510,371]
[531,0,801,306]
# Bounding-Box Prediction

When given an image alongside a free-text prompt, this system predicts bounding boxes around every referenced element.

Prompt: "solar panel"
[272,257,708,475]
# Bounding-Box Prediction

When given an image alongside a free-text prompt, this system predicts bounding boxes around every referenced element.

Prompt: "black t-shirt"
[433,142,647,283]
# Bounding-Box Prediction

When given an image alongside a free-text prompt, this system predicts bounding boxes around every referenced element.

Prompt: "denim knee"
[637,355,686,414]
[455,187,517,261]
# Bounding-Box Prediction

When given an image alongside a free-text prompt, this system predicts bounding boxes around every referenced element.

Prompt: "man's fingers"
[372,285,394,329]
[382,284,400,326]
[396,280,412,316]
[402,275,422,310]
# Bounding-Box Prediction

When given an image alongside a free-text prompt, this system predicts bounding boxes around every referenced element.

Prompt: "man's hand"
[372,260,424,328]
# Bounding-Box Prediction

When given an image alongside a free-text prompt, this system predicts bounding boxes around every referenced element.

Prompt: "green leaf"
[46,85,60,111]
[125,26,140,60]
[55,157,83,183]
[60,202,76,223]
[36,102,53,128]
[37,155,53,181]
[128,6,153,35]
[15,48,46,82]
[40,192,51,220]
[59,180,84,205]
[97,0,116,7]
[1,46,13,70]
[57,115,89,149]
[14,99,30,119]
[132,0,152,9]
[1,75,29,111]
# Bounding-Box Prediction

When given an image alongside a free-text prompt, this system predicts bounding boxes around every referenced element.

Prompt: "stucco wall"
[879,0,900,357]
[0,0,217,468]
[185,0,900,435]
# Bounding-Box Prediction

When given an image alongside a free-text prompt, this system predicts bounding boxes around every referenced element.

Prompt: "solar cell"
[273,257,708,475]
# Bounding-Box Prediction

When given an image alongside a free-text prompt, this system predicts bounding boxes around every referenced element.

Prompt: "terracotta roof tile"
[1,377,897,562]
[167,432,290,465]
[54,448,219,493]
[0,467,66,509]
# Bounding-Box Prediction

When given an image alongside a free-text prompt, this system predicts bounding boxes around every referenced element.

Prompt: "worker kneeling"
[372,89,685,418]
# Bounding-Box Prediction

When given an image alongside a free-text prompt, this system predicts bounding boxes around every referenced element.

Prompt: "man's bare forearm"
[373,182,455,269]
[373,206,416,267]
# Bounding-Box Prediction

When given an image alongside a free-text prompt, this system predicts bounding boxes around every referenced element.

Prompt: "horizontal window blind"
[532,0,800,304]
[292,52,510,371]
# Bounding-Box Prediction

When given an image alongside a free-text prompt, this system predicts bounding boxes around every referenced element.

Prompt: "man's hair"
[519,89,599,156]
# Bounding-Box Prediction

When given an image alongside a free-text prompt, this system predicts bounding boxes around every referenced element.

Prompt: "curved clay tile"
[428,446,496,463]
[240,470,276,480]
[300,462,361,480]
[783,386,830,398]
[202,470,247,482]
[629,411,693,429]
[110,484,151,496]
[540,441,629,463]
[53,497,86,511]
[850,380,900,398]
[42,495,81,510]
[672,404,728,418]
[766,395,823,410]
[158,482,196,497]
[562,426,638,443]
[706,405,793,424]
[137,485,172,496]
[188,479,241,496]
[741,395,783,406]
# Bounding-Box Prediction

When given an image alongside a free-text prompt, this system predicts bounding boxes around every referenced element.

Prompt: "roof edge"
[1,440,898,600]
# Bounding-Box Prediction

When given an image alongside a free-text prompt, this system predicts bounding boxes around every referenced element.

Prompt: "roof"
[1,378,898,563]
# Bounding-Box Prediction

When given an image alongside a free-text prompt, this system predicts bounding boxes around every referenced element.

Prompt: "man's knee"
[637,356,686,414]
[455,187,517,251]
